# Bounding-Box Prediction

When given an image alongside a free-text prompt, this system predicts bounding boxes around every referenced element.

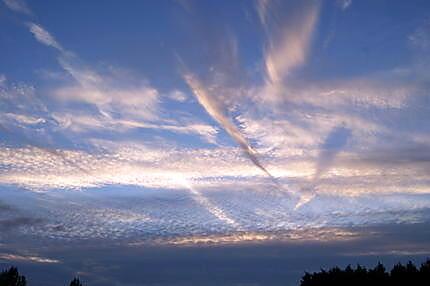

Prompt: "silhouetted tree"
[418,259,430,285]
[391,262,408,286]
[0,267,26,286]
[69,277,83,286]
[300,259,430,286]
[368,262,389,285]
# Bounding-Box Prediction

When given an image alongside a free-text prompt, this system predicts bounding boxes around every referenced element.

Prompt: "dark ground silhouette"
[301,259,430,286]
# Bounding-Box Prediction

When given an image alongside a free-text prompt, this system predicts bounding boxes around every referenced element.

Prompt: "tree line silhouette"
[1,259,430,285]
[0,267,83,286]
[301,259,430,286]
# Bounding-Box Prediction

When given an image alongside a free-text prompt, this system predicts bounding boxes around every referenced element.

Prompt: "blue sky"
[1,0,430,284]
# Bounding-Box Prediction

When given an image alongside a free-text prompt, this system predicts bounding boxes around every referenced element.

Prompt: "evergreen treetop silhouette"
[0,267,26,286]
[69,277,83,286]
[300,259,430,286]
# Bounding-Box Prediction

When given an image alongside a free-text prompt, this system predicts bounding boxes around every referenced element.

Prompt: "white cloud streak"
[3,0,31,15]
[182,179,240,228]
[24,21,215,144]
[183,72,275,179]
[24,21,162,122]
[51,112,219,143]
[260,1,319,85]
[0,253,59,264]
[28,23,64,51]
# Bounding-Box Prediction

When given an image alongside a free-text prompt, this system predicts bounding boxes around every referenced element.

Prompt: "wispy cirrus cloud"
[25,22,161,121]
[258,0,319,86]
[28,23,64,51]
[25,20,223,145]
[0,253,59,264]
[51,112,219,143]
[409,18,430,51]
[0,13,220,147]
[183,72,275,179]
[176,2,280,180]
[3,0,31,15]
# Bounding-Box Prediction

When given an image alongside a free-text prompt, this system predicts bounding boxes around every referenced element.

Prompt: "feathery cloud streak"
[3,0,31,15]
[260,0,319,85]
[183,72,275,179]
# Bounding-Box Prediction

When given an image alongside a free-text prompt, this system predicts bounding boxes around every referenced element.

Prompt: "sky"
[1,0,430,285]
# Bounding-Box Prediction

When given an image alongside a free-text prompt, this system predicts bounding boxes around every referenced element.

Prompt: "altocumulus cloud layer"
[1,0,430,245]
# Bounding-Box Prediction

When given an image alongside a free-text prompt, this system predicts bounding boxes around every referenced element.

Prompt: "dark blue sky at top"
[1,0,428,87]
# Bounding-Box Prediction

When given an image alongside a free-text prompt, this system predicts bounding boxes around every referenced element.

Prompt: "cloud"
[0,80,45,115]
[260,1,319,85]
[0,80,57,150]
[23,20,222,146]
[313,125,352,181]
[339,143,430,170]
[276,67,420,111]
[183,72,275,179]
[0,253,59,264]
[294,126,351,208]
[1,139,429,243]
[2,113,45,125]
[15,181,430,242]
[0,74,6,87]
[28,23,64,51]
[53,84,160,121]
[51,112,219,143]
[24,21,162,122]
[181,179,240,228]
[0,29,97,173]
[168,90,188,102]
[256,0,270,28]
[1,135,429,196]
[0,143,254,190]
[2,0,430,245]
[0,217,42,231]
[337,0,352,10]
[0,200,43,232]
[4,19,224,191]
[162,227,361,246]
[3,0,31,15]
[409,19,430,50]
